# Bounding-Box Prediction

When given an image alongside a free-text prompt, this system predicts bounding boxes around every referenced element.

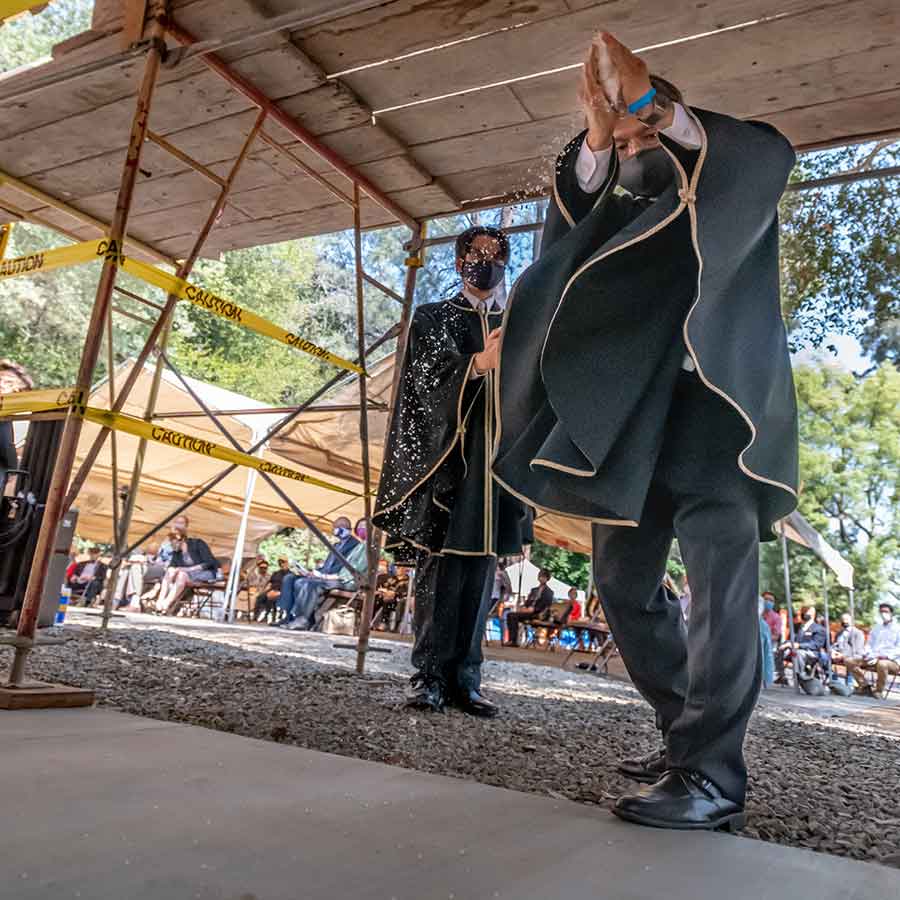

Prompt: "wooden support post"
[4,11,167,696]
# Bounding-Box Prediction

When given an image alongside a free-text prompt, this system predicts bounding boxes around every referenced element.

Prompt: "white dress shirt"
[572,102,702,372]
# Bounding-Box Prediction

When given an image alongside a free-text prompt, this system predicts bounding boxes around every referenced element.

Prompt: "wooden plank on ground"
[338,0,837,110]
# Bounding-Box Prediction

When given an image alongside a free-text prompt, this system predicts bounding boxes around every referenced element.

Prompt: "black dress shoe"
[617,747,667,783]
[404,680,445,713]
[613,769,745,832]
[450,689,499,718]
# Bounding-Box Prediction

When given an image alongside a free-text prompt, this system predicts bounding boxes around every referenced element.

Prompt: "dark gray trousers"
[412,552,497,694]
[592,371,762,804]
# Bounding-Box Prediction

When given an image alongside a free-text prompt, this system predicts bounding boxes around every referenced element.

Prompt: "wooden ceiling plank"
[377,85,533,146]
[294,0,570,75]
[340,0,885,111]
[511,41,900,126]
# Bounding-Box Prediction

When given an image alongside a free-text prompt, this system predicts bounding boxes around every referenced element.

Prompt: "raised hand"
[597,32,654,111]
[578,43,618,151]
[474,327,503,374]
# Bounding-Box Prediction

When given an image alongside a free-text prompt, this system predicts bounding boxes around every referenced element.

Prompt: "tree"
[760,363,900,623]
[0,0,92,74]
[779,141,900,368]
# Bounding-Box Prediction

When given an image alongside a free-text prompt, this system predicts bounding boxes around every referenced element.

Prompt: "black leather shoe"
[613,769,745,832]
[404,680,445,713]
[617,747,667,784]
[450,689,499,718]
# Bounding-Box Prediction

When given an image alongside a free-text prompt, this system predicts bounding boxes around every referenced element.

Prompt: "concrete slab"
[1,708,898,900]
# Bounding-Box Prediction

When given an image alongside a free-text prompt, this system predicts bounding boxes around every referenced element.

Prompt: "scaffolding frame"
[1,1,427,690]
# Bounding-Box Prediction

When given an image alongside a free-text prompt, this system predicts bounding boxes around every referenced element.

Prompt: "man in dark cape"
[374,226,532,717]
[495,34,798,830]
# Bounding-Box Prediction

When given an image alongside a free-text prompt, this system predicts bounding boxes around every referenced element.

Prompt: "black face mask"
[803,612,815,622]
[618,146,673,198]
[461,259,505,292]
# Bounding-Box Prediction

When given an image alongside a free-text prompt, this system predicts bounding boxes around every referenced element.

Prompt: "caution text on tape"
[0,238,363,376]
[80,407,359,498]
[0,387,85,415]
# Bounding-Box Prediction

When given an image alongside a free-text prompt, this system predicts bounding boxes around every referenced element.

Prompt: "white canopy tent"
[503,558,581,604]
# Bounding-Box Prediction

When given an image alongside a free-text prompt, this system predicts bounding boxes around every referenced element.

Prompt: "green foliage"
[529,540,591,591]
[761,364,900,623]
[780,142,900,367]
[257,528,328,571]
[0,0,92,74]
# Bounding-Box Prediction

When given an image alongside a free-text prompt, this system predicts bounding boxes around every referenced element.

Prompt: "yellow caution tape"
[0,1,53,24]
[0,387,84,415]
[80,407,359,497]
[119,255,364,375]
[0,239,106,281]
[0,237,363,376]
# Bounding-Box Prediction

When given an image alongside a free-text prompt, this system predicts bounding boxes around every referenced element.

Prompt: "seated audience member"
[278,517,368,631]
[375,561,410,631]
[566,587,582,622]
[775,605,827,685]
[0,360,33,494]
[585,588,602,622]
[139,530,181,605]
[490,559,514,641]
[69,546,108,606]
[254,557,289,623]
[844,602,900,699]
[113,548,152,610]
[761,592,782,646]
[156,518,219,616]
[832,613,866,675]
[504,569,554,647]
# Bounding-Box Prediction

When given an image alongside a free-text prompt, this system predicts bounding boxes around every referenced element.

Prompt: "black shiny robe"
[374,294,532,563]
[494,107,799,539]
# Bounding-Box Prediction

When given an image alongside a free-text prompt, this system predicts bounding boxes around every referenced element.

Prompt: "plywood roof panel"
[0,0,896,257]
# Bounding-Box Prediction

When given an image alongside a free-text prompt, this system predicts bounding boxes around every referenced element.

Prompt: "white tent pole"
[224,428,262,621]
[848,588,856,623]
[822,566,831,653]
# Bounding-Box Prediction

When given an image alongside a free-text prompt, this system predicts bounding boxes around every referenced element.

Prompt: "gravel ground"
[8,612,900,867]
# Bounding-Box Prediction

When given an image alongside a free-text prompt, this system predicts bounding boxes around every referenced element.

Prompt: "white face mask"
[881,611,893,624]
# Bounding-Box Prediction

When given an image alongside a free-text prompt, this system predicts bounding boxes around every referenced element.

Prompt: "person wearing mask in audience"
[495,32,797,830]
[374,225,532,717]
[68,546,108,606]
[567,586,582,622]
[505,569,555,647]
[775,606,827,685]
[844,602,900,699]
[156,519,219,616]
[0,359,32,494]
[832,613,866,685]
[761,592,782,646]
[278,518,367,630]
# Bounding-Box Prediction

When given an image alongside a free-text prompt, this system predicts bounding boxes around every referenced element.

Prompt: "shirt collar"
[461,284,507,312]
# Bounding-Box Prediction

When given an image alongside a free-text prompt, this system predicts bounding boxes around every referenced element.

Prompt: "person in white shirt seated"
[844,602,900,699]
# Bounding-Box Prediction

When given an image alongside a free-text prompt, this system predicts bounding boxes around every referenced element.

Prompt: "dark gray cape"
[374,295,532,563]
[494,108,799,539]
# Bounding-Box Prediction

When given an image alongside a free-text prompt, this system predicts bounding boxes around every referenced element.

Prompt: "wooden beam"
[0,168,177,265]
[120,0,148,51]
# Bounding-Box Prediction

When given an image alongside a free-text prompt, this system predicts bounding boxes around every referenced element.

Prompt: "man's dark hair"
[334,516,352,530]
[538,568,551,580]
[762,591,777,601]
[455,225,510,263]
[0,359,33,390]
[89,546,101,554]
[649,74,685,105]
